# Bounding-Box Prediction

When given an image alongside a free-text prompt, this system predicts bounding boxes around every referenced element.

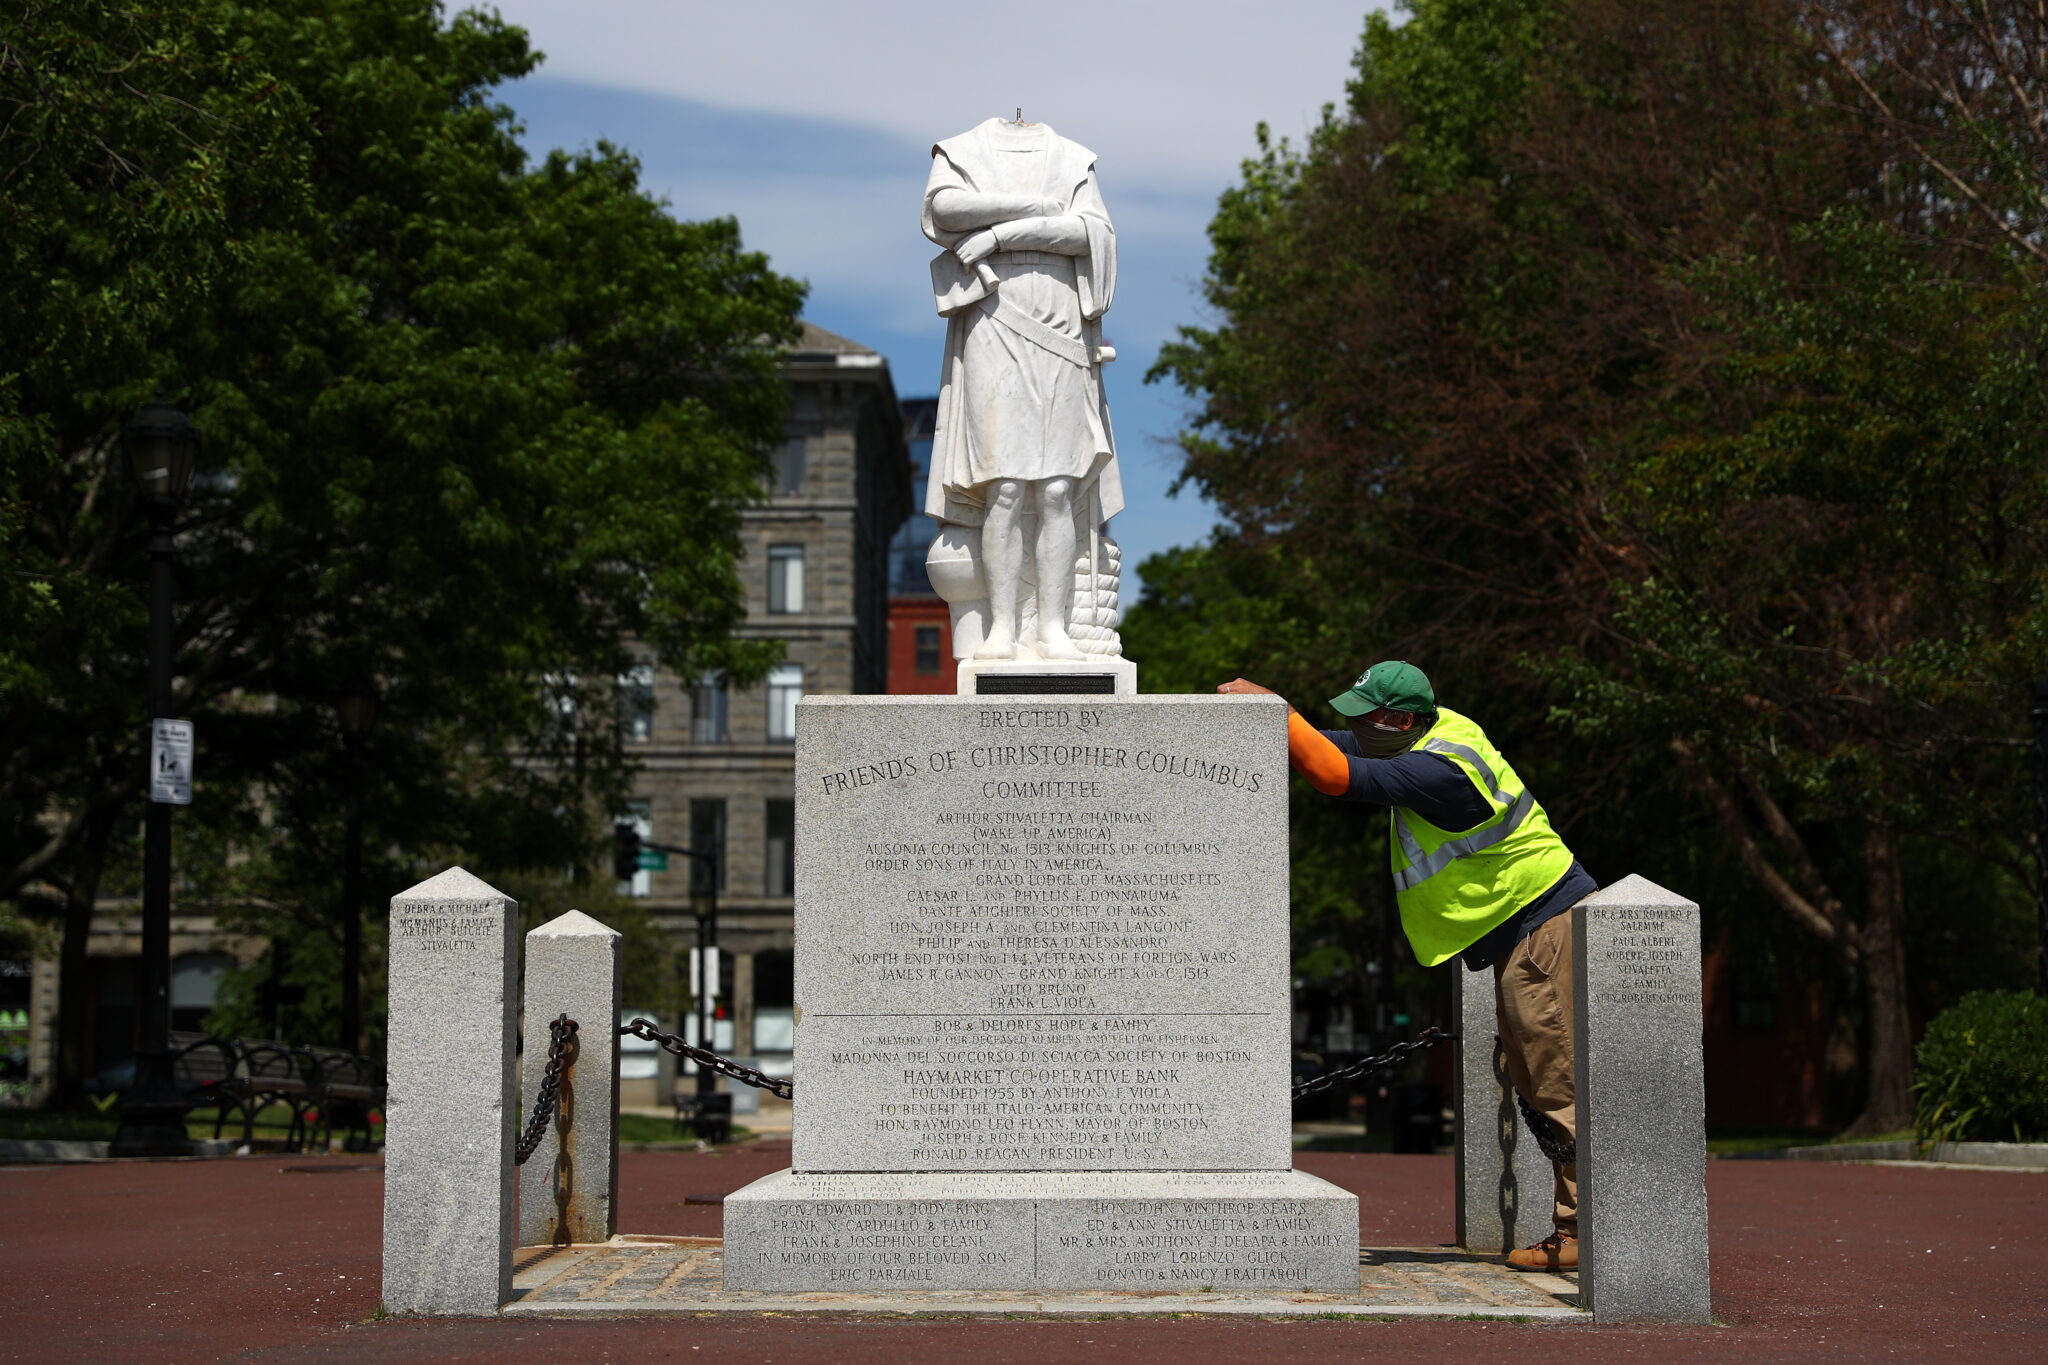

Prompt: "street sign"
[150,719,193,805]
[637,849,668,871]
[689,947,721,997]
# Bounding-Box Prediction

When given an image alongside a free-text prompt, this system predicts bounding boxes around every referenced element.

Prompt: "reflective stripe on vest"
[1391,788,1537,892]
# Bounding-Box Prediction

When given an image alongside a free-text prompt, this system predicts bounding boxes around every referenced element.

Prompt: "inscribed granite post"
[1573,874,1711,1323]
[381,867,518,1316]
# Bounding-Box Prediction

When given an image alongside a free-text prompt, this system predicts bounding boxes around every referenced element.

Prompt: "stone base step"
[723,1168,1357,1292]
[506,1234,1585,1320]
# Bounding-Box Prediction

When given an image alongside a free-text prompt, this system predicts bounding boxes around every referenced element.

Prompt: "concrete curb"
[0,1137,240,1163]
[1723,1139,2048,1170]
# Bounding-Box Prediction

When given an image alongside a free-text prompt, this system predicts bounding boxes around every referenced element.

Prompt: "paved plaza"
[0,1139,2041,1362]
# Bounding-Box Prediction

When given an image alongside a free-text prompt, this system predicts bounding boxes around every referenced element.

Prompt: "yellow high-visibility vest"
[1389,707,1575,966]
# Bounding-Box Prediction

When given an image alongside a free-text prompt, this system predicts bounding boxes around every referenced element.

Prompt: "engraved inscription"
[392,912,493,953]
[1589,907,1691,1004]
[797,699,1290,1171]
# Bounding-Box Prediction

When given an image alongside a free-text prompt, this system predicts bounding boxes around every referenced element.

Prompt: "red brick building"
[884,398,954,695]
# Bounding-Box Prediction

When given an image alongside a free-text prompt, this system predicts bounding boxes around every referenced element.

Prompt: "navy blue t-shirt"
[1320,727,1597,970]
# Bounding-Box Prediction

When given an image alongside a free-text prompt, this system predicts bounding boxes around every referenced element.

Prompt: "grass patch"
[1704,1126,1833,1155]
[0,1109,118,1141]
[616,1112,753,1145]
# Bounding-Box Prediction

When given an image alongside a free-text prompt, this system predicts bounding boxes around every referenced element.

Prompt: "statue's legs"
[976,479,1027,659]
[1033,477,1083,660]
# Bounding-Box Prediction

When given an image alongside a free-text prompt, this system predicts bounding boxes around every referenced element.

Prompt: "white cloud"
[483,1,1378,190]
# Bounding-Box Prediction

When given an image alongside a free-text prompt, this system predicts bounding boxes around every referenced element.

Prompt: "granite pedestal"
[518,909,622,1248]
[381,867,519,1316]
[1452,963,1556,1254]
[1574,875,1711,1323]
[723,694,1357,1292]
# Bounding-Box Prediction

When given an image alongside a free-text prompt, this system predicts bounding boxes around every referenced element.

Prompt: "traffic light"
[612,822,641,881]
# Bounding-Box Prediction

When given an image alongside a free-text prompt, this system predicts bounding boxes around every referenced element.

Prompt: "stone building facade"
[619,323,910,1090]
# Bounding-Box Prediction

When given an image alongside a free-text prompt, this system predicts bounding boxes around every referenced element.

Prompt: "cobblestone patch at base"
[504,1236,1586,1320]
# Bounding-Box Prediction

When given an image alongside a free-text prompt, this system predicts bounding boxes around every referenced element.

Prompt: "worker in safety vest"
[1220,662,1595,1272]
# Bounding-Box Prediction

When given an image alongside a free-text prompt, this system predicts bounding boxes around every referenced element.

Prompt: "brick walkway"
[0,1140,2041,1362]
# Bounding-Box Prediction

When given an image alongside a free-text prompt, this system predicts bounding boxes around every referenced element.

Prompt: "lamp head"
[121,401,200,501]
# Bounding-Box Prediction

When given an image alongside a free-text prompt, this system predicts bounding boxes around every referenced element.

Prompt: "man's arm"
[1217,678,1487,827]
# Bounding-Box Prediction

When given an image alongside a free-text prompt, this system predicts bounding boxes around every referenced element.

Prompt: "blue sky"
[487,1,1383,584]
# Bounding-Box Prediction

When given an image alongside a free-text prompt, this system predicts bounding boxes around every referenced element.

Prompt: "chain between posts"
[515,1013,578,1166]
[1290,1025,1456,1098]
[618,1016,794,1100]
[1515,1088,1577,1165]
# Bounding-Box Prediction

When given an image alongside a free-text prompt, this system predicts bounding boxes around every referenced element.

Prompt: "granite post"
[518,910,622,1248]
[1574,874,1711,1324]
[722,694,1359,1293]
[381,867,519,1316]
[1453,964,1555,1254]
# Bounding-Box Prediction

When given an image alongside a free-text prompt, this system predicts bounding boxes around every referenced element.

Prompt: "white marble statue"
[920,116,1125,663]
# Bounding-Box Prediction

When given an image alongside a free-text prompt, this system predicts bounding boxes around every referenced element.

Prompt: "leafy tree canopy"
[1137,0,2048,1133]
[1,0,803,1080]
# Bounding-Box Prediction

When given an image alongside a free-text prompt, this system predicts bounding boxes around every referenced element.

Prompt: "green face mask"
[1347,718,1421,759]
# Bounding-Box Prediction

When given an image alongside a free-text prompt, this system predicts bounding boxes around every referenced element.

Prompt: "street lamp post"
[613,824,727,1138]
[337,688,378,1053]
[111,400,199,1157]
[2033,674,2048,997]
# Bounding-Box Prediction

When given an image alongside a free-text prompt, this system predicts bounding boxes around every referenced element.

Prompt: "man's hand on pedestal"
[1217,678,1299,716]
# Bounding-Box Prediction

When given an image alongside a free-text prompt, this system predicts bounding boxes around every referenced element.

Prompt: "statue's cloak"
[921,118,1123,527]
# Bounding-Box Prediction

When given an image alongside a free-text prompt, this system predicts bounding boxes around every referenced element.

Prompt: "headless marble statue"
[920,117,1126,666]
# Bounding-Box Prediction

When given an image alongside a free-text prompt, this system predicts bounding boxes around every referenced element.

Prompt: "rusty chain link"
[618,1017,794,1100]
[514,1013,577,1165]
[1290,1025,1456,1099]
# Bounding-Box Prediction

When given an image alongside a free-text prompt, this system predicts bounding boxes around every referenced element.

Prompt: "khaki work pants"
[1493,904,1580,1236]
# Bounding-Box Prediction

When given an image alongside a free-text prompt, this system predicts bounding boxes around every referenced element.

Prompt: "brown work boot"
[1505,1231,1578,1271]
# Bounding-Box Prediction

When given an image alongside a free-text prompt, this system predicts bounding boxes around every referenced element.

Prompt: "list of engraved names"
[795,700,1290,1172]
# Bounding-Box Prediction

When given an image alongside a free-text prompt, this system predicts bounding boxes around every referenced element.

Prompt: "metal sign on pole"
[150,719,193,805]
[688,947,721,999]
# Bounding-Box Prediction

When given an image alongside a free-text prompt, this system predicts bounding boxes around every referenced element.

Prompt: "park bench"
[214,1038,318,1150]
[169,1031,243,1135]
[304,1046,385,1153]
[670,1090,732,1144]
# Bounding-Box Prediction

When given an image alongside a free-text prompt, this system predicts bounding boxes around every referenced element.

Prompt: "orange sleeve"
[1288,712,1351,797]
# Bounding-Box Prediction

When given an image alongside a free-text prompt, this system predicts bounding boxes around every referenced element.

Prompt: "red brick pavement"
[0,1140,2040,1363]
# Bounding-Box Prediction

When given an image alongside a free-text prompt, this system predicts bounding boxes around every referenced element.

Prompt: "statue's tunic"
[922,119,1124,526]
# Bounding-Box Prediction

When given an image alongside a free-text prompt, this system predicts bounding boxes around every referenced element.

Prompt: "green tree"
[1,1,801,1095]
[1546,213,2048,1129]
[1148,0,2047,1131]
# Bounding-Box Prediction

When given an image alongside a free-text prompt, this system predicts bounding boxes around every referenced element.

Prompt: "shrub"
[1913,991,2048,1144]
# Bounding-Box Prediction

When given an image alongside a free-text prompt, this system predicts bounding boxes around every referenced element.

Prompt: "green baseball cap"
[1329,661,1437,717]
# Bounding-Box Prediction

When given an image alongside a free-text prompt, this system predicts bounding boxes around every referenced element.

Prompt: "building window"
[170,952,231,1033]
[766,663,802,742]
[689,798,726,895]
[769,436,806,495]
[753,949,794,1053]
[764,798,795,897]
[914,625,942,675]
[616,801,652,898]
[690,673,728,743]
[619,664,654,742]
[767,544,805,614]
